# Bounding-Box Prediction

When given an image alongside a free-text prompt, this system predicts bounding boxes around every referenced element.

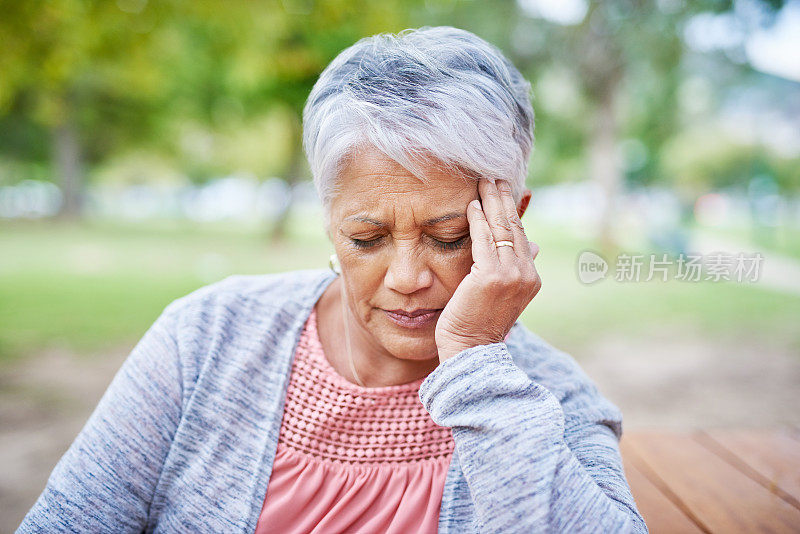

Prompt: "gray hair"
[302,26,534,216]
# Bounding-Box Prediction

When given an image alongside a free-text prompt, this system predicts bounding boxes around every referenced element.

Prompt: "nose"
[384,242,434,295]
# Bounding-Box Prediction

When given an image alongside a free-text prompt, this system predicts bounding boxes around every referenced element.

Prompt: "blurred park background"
[1,0,800,530]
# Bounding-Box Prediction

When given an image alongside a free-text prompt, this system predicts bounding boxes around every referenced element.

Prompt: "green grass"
[0,215,331,363]
[1,214,799,365]
[692,221,800,261]
[519,220,800,355]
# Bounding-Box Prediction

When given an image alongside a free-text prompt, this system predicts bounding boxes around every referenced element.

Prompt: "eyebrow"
[345,212,466,227]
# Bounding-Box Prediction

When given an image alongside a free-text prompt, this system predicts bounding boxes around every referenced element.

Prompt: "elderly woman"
[19,27,646,533]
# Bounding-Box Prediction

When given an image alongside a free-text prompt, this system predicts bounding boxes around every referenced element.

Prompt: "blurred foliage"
[0,0,797,219]
[664,126,800,196]
[0,0,425,214]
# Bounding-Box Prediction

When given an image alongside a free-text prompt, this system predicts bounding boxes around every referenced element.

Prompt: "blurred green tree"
[509,0,788,250]
[0,0,171,217]
[0,0,421,232]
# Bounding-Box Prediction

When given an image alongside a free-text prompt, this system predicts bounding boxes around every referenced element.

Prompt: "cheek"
[430,250,472,292]
[337,248,384,301]
[336,240,472,299]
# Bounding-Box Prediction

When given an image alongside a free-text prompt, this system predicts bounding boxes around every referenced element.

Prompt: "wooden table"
[620,428,800,533]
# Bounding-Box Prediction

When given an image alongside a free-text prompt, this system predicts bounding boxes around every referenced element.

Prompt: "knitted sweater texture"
[17,269,647,533]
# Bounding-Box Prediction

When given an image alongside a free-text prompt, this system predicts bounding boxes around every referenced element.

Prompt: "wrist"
[436,337,498,362]
[438,341,516,365]
[436,344,469,363]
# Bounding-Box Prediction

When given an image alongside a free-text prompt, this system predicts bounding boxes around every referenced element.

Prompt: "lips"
[383,308,442,329]
[386,308,440,317]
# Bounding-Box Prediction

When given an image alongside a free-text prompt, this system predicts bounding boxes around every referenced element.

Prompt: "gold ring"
[494,240,515,249]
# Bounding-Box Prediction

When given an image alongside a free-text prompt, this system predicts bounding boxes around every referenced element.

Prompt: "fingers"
[495,179,533,260]
[529,241,540,260]
[466,199,498,269]
[478,179,516,261]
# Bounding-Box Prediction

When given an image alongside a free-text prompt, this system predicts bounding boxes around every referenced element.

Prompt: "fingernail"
[469,199,481,210]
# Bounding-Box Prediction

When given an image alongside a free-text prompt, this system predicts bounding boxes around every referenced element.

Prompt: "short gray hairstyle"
[302,26,534,215]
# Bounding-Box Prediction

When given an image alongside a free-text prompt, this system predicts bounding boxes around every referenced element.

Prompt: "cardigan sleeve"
[418,342,648,534]
[16,305,184,533]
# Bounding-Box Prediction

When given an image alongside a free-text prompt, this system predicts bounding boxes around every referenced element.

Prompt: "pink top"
[255,308,455,534]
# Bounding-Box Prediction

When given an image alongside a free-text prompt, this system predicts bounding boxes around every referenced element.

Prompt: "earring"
[329,253,341,275]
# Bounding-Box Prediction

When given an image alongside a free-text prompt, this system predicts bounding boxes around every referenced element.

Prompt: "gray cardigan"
[18,268,648,533]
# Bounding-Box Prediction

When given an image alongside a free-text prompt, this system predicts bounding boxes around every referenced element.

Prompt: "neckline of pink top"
[255,307,454,533]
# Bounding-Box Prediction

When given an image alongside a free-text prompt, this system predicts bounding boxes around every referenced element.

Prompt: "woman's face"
[328,145,479,362]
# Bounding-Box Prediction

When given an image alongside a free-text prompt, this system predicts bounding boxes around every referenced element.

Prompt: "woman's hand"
[435,178,541,362]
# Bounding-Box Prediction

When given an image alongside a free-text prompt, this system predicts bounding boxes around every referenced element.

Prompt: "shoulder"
[147,269,335,392]
[506,322,624,438]
[152,269,336,358]
[162,268,335,320]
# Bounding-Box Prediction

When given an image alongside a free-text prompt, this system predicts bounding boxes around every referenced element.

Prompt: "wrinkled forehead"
[330,146,478,224]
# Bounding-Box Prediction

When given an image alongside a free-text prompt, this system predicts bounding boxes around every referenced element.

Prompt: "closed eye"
[349,234,469,251]
[430,235,470,251]
[350,237,383,249]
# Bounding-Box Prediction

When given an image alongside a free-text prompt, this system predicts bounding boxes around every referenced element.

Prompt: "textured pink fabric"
[255,308,454,534]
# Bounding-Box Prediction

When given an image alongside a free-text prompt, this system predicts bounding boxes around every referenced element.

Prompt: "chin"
[381,332,440,361]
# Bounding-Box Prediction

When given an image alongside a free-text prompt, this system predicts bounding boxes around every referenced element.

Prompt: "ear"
[517,189,532,218]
